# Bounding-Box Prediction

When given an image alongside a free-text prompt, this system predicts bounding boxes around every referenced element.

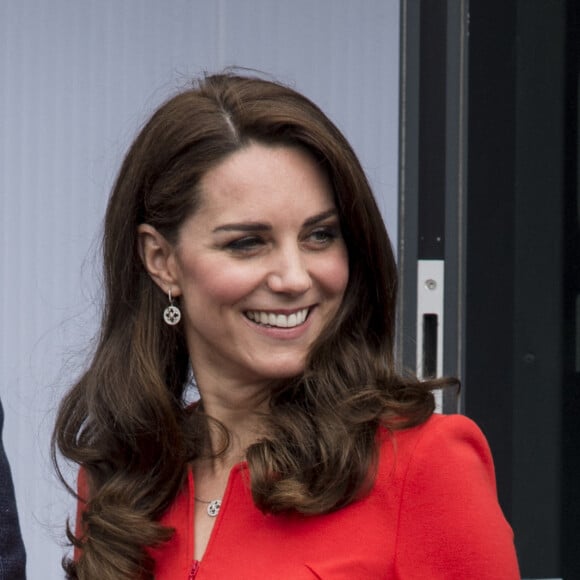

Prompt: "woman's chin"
[251,357,308,382]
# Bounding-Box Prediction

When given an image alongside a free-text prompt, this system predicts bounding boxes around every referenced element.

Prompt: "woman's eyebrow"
[303,209,338,227]
[212,209,338,234]
[212,222,271,233]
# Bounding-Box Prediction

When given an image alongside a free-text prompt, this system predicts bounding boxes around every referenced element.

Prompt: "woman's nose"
[266,246,312,295]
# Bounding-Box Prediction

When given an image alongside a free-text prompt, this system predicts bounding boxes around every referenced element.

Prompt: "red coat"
[78,414,520,579]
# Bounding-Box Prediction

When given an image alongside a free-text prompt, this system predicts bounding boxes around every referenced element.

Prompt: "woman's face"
[171,143,349,388]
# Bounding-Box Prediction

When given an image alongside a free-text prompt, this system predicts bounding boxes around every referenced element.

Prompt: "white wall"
[0,1,400,577]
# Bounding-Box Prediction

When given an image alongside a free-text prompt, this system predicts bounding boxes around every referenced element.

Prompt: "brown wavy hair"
[53,72,451,579]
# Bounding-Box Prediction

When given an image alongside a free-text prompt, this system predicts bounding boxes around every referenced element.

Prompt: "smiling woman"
[138,145,348,388]
[52,73,520,579]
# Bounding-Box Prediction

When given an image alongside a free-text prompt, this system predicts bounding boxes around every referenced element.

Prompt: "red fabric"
[77,414,520,579]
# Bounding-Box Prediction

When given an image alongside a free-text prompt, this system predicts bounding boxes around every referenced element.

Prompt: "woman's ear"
[137,224,182,296]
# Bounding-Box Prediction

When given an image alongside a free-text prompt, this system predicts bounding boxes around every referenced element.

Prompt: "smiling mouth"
[244,308,310,328]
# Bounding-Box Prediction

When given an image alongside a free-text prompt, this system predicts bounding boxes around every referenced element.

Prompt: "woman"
[53,73,519,579]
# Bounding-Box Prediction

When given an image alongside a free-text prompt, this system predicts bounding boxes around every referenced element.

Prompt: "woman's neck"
[195,375,270,468]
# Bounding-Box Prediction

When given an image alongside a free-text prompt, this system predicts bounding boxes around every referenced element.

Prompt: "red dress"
[78,414,520,579]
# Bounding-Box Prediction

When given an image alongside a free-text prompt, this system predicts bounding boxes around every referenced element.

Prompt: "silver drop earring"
[163,288,181,326]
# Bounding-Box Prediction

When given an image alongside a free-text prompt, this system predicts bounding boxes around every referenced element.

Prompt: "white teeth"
[245,308,309,328]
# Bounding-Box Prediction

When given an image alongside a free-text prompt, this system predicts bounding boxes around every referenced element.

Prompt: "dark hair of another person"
[52,73,454,579]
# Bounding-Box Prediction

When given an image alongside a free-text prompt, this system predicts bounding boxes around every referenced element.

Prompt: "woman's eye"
[225,236,265,252]
[308,227,340,246]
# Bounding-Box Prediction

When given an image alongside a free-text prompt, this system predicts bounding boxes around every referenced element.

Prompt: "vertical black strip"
[465,0,517,536]
[418,0,447,260]
[563,0,580,576]
[422,314,438,378]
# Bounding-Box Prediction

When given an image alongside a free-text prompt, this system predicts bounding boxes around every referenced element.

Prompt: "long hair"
[53,73,447,579]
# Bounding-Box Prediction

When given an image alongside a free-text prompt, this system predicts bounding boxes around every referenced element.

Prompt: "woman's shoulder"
[377,413,496,486]
[376,413,519,577]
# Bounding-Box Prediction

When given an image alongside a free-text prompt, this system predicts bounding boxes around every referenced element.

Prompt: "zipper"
[188,559,200,579]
